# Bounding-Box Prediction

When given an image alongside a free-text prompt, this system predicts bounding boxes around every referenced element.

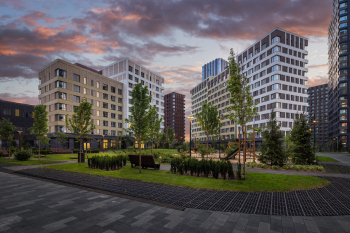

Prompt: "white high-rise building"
[237,28,309,135]
[102,58,165,134]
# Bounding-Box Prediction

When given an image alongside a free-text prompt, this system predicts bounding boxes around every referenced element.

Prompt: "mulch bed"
[13,167,350,216]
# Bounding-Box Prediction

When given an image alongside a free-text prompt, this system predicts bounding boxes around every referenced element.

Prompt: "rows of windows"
[2,108,33,118]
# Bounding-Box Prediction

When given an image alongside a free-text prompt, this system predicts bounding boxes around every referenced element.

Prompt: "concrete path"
[1,172,350,233]
[317,152,350,166]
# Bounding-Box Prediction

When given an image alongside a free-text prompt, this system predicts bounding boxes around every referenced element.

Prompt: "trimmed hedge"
[170,157,234,180]
[87,155,127,171]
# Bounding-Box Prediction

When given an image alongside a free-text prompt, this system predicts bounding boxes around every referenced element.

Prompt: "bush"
[272,165,280,170]
[153,151,161,159]
[14,150,31,161]
[0,151,4,157]
[90,149,100,153]
[73,149,80,153]
[260,164,267,169]
[160,154,172,163]
[87,154,126,171]
[316,166,324,171]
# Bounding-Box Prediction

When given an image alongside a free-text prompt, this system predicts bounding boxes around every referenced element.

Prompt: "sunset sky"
[0,0,332,139]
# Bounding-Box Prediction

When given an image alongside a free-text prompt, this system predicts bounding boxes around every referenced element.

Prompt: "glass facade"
[328,0,349,149]
[202,58,228,80]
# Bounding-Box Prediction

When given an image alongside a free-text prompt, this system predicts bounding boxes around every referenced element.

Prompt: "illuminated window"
[15,109,19,116]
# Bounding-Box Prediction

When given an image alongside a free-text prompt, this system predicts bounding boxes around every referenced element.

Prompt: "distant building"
[328,0,349,149]
[307,84,329,151]
[102,58,165,133]
[202,58,228,81]
[0,99,35,149]
[164,92,185,143]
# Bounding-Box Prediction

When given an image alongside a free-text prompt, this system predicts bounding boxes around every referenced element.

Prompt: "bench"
[128,155,160,170]
[51,148,72,154]
[112,149,121,154]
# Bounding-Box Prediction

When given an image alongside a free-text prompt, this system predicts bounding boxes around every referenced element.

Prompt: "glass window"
[111,86,115,93]
[340,2,347,8]
[55,69,66,78]
[73,74,80,82]
[340,15,348,21]
[271,55,280,63]
[271,36,280,44]
[56,92,67,100]
[271,74,280,81]
[73,85,80,92]
[272,46,281,53]
[340,22,348,28]
[56,81,66,89]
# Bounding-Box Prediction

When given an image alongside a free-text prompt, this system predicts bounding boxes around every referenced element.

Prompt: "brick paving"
[1,172,350,233]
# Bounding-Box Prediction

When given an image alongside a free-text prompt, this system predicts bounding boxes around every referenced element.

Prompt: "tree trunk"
[38,140,41,162]
[79,137,81,166]
[242,127,246,179]
[206,135,209,160]
[139,137,142,173]
[8,139,10,159]
[151,139,154,158]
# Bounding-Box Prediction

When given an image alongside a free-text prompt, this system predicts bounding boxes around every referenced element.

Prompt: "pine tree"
[290,113,315,164]
[259,109,285,166]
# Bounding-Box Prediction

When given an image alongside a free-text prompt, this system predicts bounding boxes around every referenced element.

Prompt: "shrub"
[246,162,251,167]
[310,165,316,172]
[272,165,280,170]
[153,151,161,159]
[260,164,267,169]
[317,166,324,171]
[251,162,257,168]
[0,151,4,157]
[87,155,125,170]
[302,165,308,171]
[73,149,80,153]
[14,150,31,161]
[294,165,301,171]
[160,154,172,163]
[91,148,100,153]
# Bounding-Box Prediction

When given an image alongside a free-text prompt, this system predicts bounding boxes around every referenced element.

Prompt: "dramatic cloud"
[0,93,38,105]
[308,64,328,69]
[308,76,328,87]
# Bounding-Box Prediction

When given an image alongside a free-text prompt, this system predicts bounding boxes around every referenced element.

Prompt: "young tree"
[0,118,16,158]
[54,132,68,149]
[226,49,258,177]
[155,131,162,149]
[30,105,50,161]
[196,100,220,158]
[166,127,175,149]
[290,113,314,164]
[259,109,285,166]
[65,99,95,165]
[125,83,152,173]
[338,139,344,152]
[160,132,167,148]
[148,105,162,158]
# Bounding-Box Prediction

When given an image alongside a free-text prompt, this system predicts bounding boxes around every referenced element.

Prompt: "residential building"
[190,69,238,143]
[202,58,228,81]
[307,84,329,151]
[0,99,35,148]
[102,58,165,134]
[328,0,349,149]
[237,28,309,136]
[38,59,124,149]
[164,92,185,143]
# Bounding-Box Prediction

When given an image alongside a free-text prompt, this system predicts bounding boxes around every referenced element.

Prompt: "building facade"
[237,28,309,136]
[38,59,124,149]
[307,84,329,151]
[328,0,349,149]
[202,58,228,81]
[0,100,35,149]
[102,58,165,133]
[164,92,185,142]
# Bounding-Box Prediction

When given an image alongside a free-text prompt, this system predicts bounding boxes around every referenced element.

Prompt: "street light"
[187,116,193,158]
[313,119,316,154]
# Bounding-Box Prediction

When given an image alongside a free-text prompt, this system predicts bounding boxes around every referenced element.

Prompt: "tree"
[196,100,220,158]
[226,48,258,177]
[338,139,344,152]
[30,105,50,161]
[211,136,217,150]
[148,105,162,158]
[65,99,95,165]
[0,118,16,158]
[125,83,152,173]
[155,131,162,149]
[160,132,167,148]
[54,132,68,149]
[259,109,285,166]
[290,113,314,164]
[166,127,175,149]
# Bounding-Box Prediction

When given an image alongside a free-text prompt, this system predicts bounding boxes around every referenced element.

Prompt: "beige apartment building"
[38,59,124,149]
[190,69,238,143]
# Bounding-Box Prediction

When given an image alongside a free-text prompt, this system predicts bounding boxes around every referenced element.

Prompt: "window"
[135,69,139,75]
[56,126,66,133]
[111,122,116,128]
[129,75,133,80]
[103,121,108,127]
[56,81,66,89]
[111,86,115,93]
[56,114,65,121]
[73,85,80,92]
[56,92,67,100]
[272,46,281,53]
[129,66,133,72]
[340,83,347,88]
[84,77,87,84]
[340,22,347,28]
[272,84,280,90]
[254,82,260,88]
[340,9,348,15]
[118,98,122,103]
[111,96,116,102]
[103,93,108,100]
[111,113,116,119]
[111,104,116,110]
[118,89,122,95]
[261,53,266,59]
[118,106,122,111]
[249,52,253,58]
[271,55,280,62]
[340,109,347,114]
[103,84,108,91]
[103,102,108,109]
[141,72,144,78]
[271,74,280,81]
[340,15,348,22]
[261,61,267,68]
[55,69,66,78]
[340,49,348,55]
[96,101,100,107]
[129,83,133,88]
[271,65,281,72]
[97,82,100,88]
[135,77,139,83]
[91,80,94,86]
[262,43,266,50]
[340,2,347,8]
[3,108,11,115]
[73,95,80,103]
[118,114,122,120]
[118,123,122,128]
[97,91,100,98]
[340,56,348,62]
[56,103,66,110]
[103,111,108,117]
[255,48,259,55]
[84,88,87,94]
[271,36,280,44]
[73,106,79,112]
[73,74,80,82]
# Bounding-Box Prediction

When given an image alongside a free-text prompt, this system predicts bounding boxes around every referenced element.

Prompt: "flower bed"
[246,162,324,172]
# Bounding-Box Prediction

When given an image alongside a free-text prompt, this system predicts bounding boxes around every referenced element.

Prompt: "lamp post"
[313,119,316,154]
[187,116,193,158]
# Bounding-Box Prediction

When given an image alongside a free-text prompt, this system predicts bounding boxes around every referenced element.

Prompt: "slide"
[221,148,239,160]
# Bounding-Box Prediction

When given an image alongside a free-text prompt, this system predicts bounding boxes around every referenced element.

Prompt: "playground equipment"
[222,126,257,162]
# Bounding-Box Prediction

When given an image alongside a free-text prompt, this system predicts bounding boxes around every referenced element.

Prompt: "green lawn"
[0,158,65,165]
[45,163,329,192]
[316,156,339,162]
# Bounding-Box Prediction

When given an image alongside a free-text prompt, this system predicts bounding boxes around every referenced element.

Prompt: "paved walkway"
[1,172,350,233]
[317,153,350,166]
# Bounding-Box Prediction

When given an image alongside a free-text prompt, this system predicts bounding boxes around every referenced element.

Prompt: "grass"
[316,156,339,162]
[45,163,330,192]
[0,158,65,165]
